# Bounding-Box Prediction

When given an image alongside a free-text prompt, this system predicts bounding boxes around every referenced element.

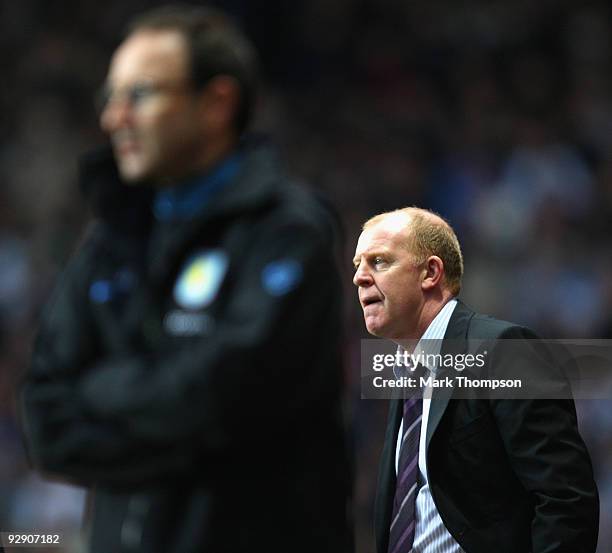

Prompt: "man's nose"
[100,99,132,133]
[353,263,372,287]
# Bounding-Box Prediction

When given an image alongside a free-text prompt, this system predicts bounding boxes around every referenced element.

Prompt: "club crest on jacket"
[173,250,228,310]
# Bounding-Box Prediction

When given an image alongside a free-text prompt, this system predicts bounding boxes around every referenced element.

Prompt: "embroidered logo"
[173,250,229,310]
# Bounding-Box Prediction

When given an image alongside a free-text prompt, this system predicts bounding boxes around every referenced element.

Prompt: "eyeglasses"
[95,80,191,112]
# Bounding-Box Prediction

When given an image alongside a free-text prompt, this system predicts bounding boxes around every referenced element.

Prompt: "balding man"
[353,207,598,553]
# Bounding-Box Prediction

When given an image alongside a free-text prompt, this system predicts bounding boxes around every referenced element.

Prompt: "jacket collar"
[78,137,282,235]
[146,142,283,283]
[152,151,244,222]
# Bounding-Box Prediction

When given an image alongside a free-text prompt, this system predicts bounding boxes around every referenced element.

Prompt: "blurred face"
[353,215,425,340]
[100,30,205,183]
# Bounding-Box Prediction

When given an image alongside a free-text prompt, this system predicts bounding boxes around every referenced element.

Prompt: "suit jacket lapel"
[425,300,474,451]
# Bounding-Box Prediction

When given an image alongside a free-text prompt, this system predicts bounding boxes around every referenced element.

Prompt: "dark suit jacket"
[375,301,599,553]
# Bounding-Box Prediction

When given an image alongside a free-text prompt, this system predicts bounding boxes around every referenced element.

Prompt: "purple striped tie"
[387,395,423,553]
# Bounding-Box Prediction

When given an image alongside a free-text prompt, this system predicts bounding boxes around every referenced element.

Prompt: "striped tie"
[387,393,423,553]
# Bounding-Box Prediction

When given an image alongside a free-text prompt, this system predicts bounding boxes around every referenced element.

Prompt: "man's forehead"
[108,29,189,83]
[357,215,411,248]
[355,218,411,258]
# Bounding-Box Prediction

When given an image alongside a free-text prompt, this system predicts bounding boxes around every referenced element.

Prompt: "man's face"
[100,30,205,183]
[353,215,425,340]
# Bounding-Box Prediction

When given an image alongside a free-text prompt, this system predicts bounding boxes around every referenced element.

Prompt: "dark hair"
[128,4,258,133]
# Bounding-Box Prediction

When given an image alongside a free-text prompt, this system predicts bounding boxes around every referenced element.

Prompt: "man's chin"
[116,159,150,184]
[365,320,384,338]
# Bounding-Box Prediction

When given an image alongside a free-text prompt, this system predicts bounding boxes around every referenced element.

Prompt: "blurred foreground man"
[352,208,598,553]
[21,6,351,552]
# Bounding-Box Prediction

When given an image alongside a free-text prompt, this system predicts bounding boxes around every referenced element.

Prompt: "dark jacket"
[21,142,353,553]
[375,301,599,553]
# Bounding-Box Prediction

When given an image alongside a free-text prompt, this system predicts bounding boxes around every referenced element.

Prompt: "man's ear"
[421,255,444,291]
[197,75,240,132]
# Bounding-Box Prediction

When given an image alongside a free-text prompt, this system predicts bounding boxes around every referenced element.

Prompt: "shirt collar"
[394,298,458,378]
[153,151,243,221]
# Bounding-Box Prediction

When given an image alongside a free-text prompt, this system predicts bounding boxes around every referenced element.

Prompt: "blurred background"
[1,0,611,551]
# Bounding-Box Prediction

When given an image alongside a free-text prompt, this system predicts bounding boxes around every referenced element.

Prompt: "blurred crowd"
[1,1,611,552]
